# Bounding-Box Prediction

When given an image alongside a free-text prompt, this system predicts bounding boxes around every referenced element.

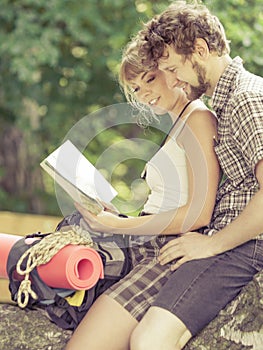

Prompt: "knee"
[130,322,187,350]
[130,329,182,350]
[130,327,149,350]
[130,325,150,350]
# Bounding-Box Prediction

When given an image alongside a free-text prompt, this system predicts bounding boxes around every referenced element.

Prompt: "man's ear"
[193,38,210,60]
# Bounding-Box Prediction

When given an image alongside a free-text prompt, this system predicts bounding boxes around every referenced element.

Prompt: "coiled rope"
[16,225,93,308]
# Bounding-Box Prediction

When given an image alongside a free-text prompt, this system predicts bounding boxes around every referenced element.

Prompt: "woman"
[66,38,219,350]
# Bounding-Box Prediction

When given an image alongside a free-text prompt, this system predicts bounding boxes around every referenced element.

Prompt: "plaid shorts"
[104,235,175,321]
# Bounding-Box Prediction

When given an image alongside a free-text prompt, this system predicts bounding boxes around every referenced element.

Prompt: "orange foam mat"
[0,233,104,291]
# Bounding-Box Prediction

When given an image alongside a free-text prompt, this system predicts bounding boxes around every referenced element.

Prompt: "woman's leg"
[130,306,191,350]
[65,294,138,350]
[66,236,174,350]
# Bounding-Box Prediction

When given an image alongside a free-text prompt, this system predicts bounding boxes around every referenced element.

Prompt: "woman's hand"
[75,202,121,234]
[158,232,216,271]
[100,200,120,215]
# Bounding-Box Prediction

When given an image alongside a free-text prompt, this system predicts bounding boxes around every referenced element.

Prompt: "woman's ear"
[193,38,210,60]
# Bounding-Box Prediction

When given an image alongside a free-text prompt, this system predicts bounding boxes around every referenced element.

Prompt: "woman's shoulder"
[187,99,216,123]
[180,100,217,141]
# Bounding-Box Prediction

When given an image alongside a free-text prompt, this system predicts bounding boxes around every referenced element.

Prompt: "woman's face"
[129,69,182,115]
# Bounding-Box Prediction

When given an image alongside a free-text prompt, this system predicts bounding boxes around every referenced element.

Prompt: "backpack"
[7,211,131,330]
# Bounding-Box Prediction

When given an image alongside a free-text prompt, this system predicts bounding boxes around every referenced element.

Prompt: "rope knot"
[15,226,93,308]
[17,278,38,308]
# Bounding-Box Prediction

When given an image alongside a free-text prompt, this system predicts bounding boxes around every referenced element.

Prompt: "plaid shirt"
[206,57,263,239]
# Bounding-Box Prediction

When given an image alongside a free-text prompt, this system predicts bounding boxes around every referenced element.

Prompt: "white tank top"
[142,104,194,214]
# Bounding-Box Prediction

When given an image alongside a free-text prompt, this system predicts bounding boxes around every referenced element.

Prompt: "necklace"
[140,100,193,181]
[160,100,193,147]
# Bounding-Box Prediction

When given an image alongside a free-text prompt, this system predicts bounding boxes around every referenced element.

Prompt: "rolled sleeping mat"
[0,233,104,290]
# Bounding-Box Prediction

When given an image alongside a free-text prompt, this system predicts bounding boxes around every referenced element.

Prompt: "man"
[129,1,263,349]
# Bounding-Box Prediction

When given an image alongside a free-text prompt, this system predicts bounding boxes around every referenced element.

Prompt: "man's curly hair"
[137,0,230,67]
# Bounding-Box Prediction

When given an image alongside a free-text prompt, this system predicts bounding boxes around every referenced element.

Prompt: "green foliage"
[0,0,262,215]
[204,0,263,74]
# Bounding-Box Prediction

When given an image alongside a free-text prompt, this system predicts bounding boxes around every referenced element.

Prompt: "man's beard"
[187,62,210,101]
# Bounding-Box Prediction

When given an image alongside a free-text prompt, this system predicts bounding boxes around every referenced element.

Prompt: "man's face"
[158,46,210,100]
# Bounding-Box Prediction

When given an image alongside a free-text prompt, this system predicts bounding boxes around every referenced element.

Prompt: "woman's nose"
[138,87,151,101]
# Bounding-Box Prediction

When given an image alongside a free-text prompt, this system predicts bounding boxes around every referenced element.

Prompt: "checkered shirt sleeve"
[207,57,263,237]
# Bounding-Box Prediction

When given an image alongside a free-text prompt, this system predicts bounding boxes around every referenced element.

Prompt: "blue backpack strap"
[44,287,97,330]
[55,210,82,230]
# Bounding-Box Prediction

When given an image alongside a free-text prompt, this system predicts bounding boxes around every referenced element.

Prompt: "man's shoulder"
[235,62,263,96]
[228,65,263,113]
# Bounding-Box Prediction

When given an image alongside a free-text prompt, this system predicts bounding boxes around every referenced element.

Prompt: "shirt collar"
[211,56,243,114]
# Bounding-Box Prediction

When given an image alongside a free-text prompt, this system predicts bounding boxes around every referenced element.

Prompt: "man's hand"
[158,232,215,271]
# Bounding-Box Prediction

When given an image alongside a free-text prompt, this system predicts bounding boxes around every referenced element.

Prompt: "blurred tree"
[205,0,263,73]
[0,0,262,215]
[0,0,141,214]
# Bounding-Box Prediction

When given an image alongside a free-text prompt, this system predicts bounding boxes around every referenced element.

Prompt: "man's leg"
[130,306,191,350]
[131,239,262,349]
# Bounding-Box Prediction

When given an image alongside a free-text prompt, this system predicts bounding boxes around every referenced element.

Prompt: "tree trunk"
[0,124,45,213]
[0,270,262,349]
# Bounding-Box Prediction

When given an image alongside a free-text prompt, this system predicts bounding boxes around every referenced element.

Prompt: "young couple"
[66,1,263,349]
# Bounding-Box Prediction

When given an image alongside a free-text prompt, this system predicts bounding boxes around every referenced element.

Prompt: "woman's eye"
[168,67,177,73]
[147,76,155,83]
[131,86,139,93]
